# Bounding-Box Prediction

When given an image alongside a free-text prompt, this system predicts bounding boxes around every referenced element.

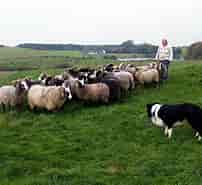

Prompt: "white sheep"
[134,68,160,86]
[28,85,72,111]
[0,81,28,110]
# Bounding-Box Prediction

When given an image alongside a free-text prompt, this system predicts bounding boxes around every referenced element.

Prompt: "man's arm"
[155,47,160,60]
[169,47,173,61]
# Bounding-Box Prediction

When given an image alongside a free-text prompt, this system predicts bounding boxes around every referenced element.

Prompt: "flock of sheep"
[0,62,163,111]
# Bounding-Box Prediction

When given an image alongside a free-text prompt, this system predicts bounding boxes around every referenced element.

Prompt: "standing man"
[155,39,173,81]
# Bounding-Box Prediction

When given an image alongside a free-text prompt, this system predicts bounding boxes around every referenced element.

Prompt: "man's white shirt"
[155,45,173,61]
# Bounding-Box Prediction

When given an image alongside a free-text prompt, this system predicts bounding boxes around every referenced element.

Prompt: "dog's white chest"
[151,104,165,127]
[151,116,165,127]
[173,121,184,127]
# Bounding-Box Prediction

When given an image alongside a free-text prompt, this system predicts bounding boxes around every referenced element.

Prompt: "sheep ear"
[12,80,19,87]
[77,80,84,88]
[11,80,17,86]
[79,79,85,87]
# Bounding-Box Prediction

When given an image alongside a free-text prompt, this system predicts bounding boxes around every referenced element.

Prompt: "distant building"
[81,49,106,57]
[117,57,154,62]
[88,49,106,55]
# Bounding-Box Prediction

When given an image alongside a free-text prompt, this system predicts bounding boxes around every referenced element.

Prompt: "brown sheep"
[74,79,110,103]
[111,71,135,91]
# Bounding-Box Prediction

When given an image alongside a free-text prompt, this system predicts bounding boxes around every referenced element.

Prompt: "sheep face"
[38,73,47,81]
[62,82,72,100]
[78,79,85,88]
[14,81,28,96]
[20,79,30,90]
[42,77,52,85]
[78,72,88,83]
[87,70,97,83]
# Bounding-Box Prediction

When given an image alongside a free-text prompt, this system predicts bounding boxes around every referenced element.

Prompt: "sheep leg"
[155,81,160,88]
[0,103,5,112]
[29,103,35,111]
[46,103,55,112]
[5,103,11,111]
[102,97,109,104]
[16,104,23,112]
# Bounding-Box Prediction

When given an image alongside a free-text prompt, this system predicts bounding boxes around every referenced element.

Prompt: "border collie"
[146,103,202,140]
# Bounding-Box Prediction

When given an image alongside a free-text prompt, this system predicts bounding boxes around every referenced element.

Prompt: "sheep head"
[62,81,72,100]
[38,72,48,81]
[14,81,28,96]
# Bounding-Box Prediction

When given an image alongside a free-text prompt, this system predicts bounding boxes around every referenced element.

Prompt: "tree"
[121,40,134,47]
[187,42,202,59]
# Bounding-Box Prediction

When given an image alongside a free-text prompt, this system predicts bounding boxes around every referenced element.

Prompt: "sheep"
[73,79,110,103]
[55,71,75,81]
[100,78,121,101]
[62,73,79,99]
[104,64,114,72]
[86,70,97,84]
[20,78,41,89]
[96,70,134,97]
[125,66,137,78]
[135,62,159,71]
[119,63,128,70]
[136,64,153,71]
[27,84,72,111]
[94,70,122,101]
[134,68,160,86]
[55,74,64,80]
[38,72,48,81]
[103,71,135,92]
[0,81,28,111]
[38,73,64,86]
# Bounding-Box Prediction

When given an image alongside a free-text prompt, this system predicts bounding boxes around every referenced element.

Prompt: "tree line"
[17,40,183,59]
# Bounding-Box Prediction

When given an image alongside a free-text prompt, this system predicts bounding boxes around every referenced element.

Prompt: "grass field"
[0,47,202,185]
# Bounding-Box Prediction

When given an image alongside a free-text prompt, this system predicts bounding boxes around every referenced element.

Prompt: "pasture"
[0,47,202,185]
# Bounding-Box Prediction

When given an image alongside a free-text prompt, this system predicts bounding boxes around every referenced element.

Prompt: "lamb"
[0,81,28,111]
[27,84,72,111]
[73,79,110,103]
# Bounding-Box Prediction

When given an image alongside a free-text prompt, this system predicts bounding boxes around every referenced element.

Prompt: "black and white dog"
[146,103,202,140]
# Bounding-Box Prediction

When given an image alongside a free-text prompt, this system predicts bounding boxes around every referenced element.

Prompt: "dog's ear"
[146,103,155,118]
[147,102,160,107]
[146,103,153,110]
[146,103,160,112]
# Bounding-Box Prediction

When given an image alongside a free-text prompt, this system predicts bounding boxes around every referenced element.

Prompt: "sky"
[0,0,201,46]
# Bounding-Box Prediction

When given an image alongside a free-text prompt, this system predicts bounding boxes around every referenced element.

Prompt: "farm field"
[0,47,202,185]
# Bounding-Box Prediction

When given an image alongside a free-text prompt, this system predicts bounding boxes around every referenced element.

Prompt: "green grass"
[0,48,202,184]
[0,47,82,58]
[0,47,117,73]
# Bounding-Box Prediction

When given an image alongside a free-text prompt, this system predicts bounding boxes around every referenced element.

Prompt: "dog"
[146,103,202,140]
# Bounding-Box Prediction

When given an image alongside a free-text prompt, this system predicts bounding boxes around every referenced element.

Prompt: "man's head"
[162,39,168,47]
